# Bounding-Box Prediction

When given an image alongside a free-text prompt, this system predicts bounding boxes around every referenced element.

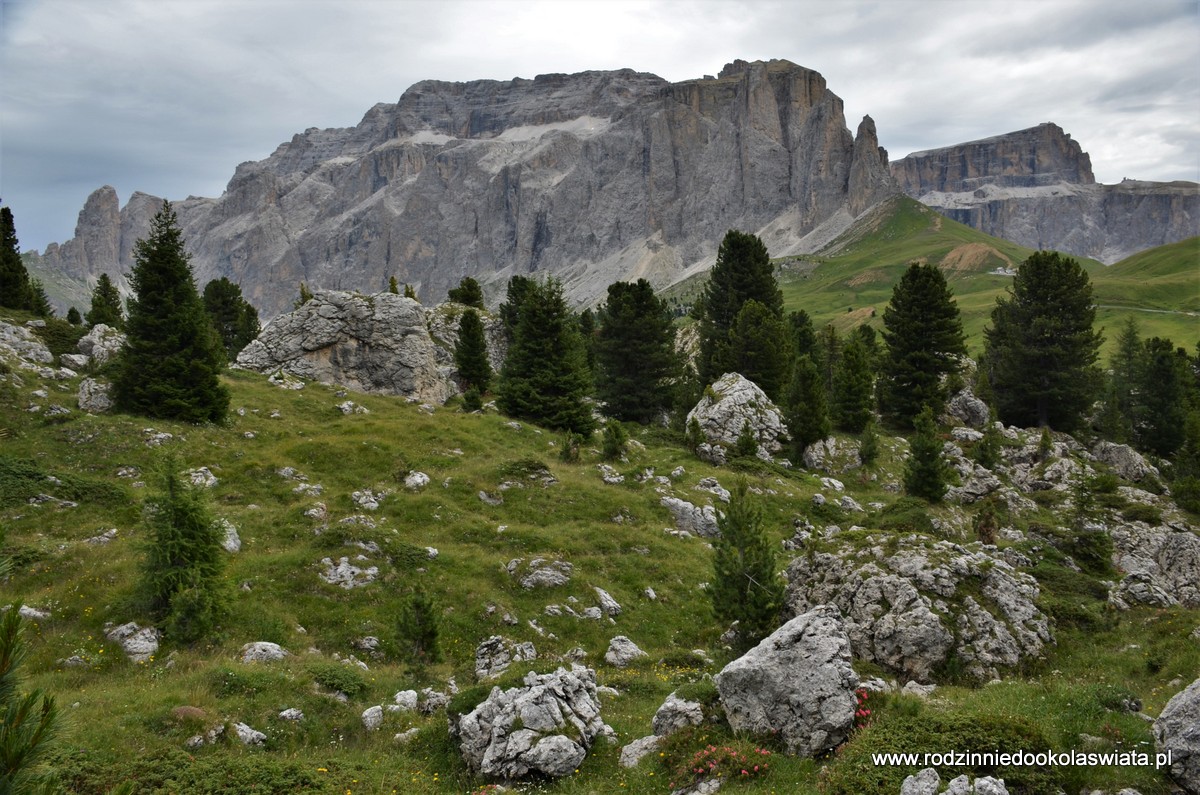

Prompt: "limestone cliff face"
[29,59,897,317]
[891,123,1199,263]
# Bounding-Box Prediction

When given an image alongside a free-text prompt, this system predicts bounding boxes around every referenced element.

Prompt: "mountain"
[24,59,897,318]
[891,123,1199,263]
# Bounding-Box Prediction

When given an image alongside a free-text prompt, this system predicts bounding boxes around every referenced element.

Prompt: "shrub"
[734,420,758,458]
[821,711,1062,795]
[1121,503,1162,525]
[685,417,704,451]
[558,432,583,463]
[397,589,441,666]
[878,497,936,536]
[31,317,87,360]
[462,385,483,413]
[308,661,367,699]
[601,419,628,461]
[659,726,773,791]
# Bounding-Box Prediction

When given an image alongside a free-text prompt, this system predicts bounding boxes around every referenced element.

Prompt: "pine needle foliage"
[447,276,485,310]
[112,202,229,423]
[139,463,228,644]
[594,279,677,423]
[0,206,33,312]
[0,608,60,794]
[496,278,595,435]
[202,277,260,361]
[397,589,441,667]
[904,406,948,503]
[729,299,792,402]
[784,354,830,461]
[832,335,874,433]
[984,251,1102,430]
[711,479,784,652]
[697,230,782,384]
[453,308,492,393]
[85,273,124,329]
[880,263,966,427]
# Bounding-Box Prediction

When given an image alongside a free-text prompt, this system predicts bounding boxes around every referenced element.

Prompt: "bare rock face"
[1108,523,1200,609]
[30,59,898,318]
[785,534,1051,682]
[474,635,537,681]
[0,321,53,366]
[687,373,788,456]
[891,123,1199,264]
[236,290,450,402]
[76,323,126,367]
[452,665,609,780]
[714,604,859,757]
[1154,677,1200,794]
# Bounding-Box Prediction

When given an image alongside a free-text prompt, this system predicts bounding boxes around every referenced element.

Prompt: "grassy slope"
[1,311,1197,794]
[774,198,1198,357]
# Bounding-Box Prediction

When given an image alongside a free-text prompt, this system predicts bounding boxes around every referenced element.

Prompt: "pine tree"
[577,308,597,376]
[0,206,33,311]
[814,324,841,395]
[498,275,535,342]
[202,277,260,361]
[85,273,124,328]
[594,279,677,423]
[403,284,417,300]
[388,276,399,294]
[1134,338,1191,457]
[139,464,228,643]
[734,419,759,458]
[729,299,792,401]
[711,479,784,652]
[66,307,82,326]
[601,419,628,461]
[904,406,948,502]
[294,282,314,309]
[397,589,441,666]
[27,279,52,318]
[789,309,817,359]
[859,416,880,466]
[0,608,60,793]
[447,276,485,309]
[973,415,1002,469]
[784,354,830,461]
[880,263,966,427]
[697,230,782,384]
[496,278,595,435]
[983,251,1103,430]
[454,308,492,393]
[111,201,229,423]
[832,335,874,433]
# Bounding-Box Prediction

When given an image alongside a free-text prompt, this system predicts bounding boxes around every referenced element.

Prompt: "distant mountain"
[891,123,1199,264]
[24,59,897,318]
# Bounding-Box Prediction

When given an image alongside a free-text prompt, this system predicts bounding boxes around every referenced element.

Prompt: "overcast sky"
[2,0,1197,252]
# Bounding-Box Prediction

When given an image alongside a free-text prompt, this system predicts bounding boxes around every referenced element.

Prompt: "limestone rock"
[1092,441,1160,483]
[235,291,450,402]
[686,373,788,456]
[0,321,53,365]
[278,708,304,721]
[594,587,622,617]
[452,665,608,780]
[424,303,508,380]
[507,558,573,590]
[660,496,722,538]
[604,636,648,668]
[619,734,661,768]
[76,323,126,367]
[1153,677,1200,794]
[1109,523,1200,609]
[362,705,384,731]
[652,691,704,737]
[33,60,898,319]
[106,622,159,663]
[241,641,288,663]
[60,353,90,370]
[891,122,1197,264]
[77,378,113,413]
[475,636,537,681]
[218,519,241,553]
[802,436,862,474]
[714,604,859,756]
[901,768,1010,795]
[945,388,990,429]
[319,556,379,589]
[785,534,1051,682]
[234,722,267,745]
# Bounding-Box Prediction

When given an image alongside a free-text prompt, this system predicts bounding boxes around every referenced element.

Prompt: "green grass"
[766,198,1198,357]
[2,313,1197,794]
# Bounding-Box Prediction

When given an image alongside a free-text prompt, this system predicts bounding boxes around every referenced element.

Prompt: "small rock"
[619,734,661,768]
[218,519,241,553]
[241,641,289,663]
[405,471,430,490]
[604,636,648,668]
[362,705,384,731]
[234,722,266,745]
[392,690,419,711]
[278,708,304,721]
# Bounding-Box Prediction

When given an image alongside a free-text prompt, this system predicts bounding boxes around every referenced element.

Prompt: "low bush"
[877,497,935,536]
[307,661,367,699]
[1120,503,1162,525]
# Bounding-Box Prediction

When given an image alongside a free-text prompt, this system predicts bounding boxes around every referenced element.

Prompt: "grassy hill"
[764,198,1196,358]
[2,308,1198,794]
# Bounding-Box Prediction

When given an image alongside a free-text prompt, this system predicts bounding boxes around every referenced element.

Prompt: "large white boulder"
[714,604,859,756]
[686,373,788,456]
[1154,677,1200,793]
[452,665,609,780]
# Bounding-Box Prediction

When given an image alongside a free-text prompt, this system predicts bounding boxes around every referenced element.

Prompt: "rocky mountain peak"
[891,121,1095,195]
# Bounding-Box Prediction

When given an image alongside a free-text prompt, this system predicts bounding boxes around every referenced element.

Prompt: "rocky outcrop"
[891,123,1198,264]
[474,636,537,681]
[687,373,788,457]
[452,665,610,780]
[235,290,450,402]
[1154,677,1200,794]
[0,321,53,366]
[714,604,859,757]
[901,768,1010,795]
[76,323,126,367]
[784,534,1051,682]
[1109,523,1200,609]
[29,59,898,317]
